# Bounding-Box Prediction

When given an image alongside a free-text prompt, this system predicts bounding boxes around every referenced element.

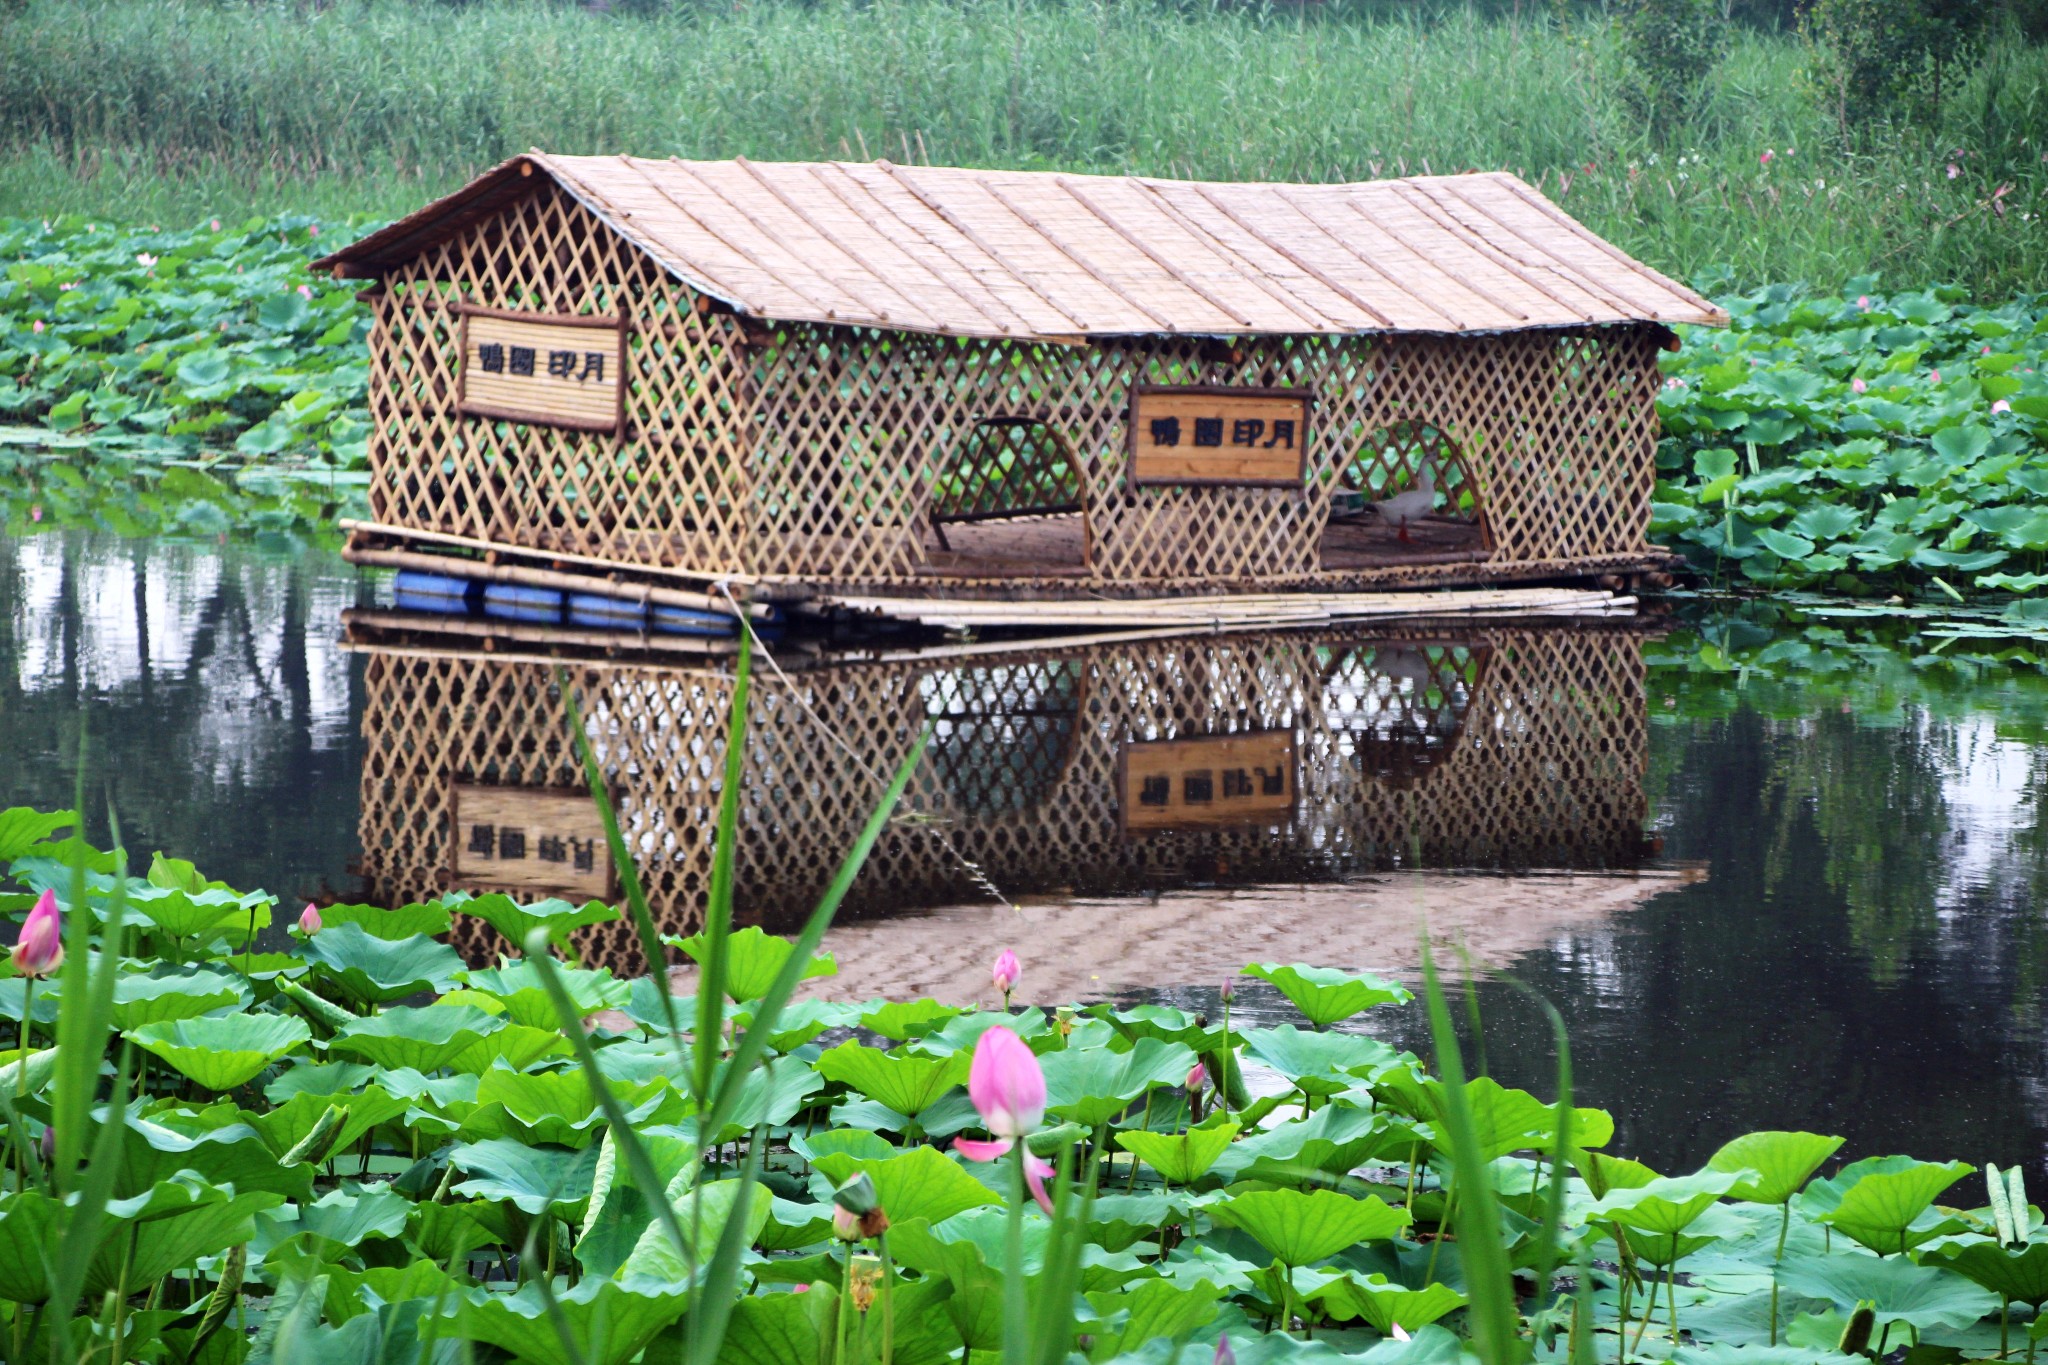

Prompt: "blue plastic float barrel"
[566,593,650,631]
[393,571,480,615]
[482,583,565,624]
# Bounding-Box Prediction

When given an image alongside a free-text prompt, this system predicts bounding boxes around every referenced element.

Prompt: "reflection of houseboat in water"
[346,620,1658,971]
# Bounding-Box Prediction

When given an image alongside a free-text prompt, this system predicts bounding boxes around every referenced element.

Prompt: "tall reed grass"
[0,0,2043,289]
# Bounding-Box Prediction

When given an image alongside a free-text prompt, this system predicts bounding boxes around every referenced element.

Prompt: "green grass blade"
[1495,973,1575,1301]
[1421,939,1522,1365]
[683,1123,768,1365]
[695,629,752,1105]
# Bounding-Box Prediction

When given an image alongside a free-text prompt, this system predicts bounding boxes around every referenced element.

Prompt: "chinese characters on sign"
[459,308,624,434]
[1119,732,1298,834]
[451,783,614,900]
[1128,386,1312,487]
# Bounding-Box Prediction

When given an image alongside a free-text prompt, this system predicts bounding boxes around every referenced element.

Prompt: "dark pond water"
[5,528,2047,1178]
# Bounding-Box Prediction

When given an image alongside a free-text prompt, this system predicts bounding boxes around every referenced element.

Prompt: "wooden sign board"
[458,306,624,434]
[1128,386,1311,487]
[450,783,614,900]
[1119,731,1298,834]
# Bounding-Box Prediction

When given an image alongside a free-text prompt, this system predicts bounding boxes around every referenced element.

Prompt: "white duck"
[1368,463,1438,543]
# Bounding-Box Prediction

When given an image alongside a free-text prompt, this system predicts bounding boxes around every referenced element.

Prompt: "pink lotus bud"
[1186,1061,1207,1095]
[1856,295,1871,310]
[210,219,221,232]
[1852,378,1867,393]
[1992,399,2012,414]
[832,1204,862,1242]
[1760,150,1774,166]
[29,505,42,522]
[297,903,322,935]
[990,948,1020,997]
[1931,370,1942,384]
[1214,1340,1236,1365]
[1219,978,1237,1004]
[297,284,313,299]
[309,225,319,238]
[965,1025,1044,1138]
[12,890,63,978]
[38,1125,54,1162]
[1983,346,1993,355]
[30,320,42,334]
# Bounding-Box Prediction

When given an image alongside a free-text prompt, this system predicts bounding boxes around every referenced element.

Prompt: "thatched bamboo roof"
[318,151,1727,339]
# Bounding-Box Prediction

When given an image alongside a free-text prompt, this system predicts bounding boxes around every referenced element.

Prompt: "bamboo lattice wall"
[353,625,1651,973]
[361,181,1670,597]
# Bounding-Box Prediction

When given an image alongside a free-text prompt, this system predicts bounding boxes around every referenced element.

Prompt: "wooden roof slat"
[314,153,1729,339]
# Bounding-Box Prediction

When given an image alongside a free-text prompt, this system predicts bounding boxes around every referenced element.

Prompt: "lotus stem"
[833,1240,853,1365]
[877,1231,896,1365]
[1219,997,1234,1123]
[2002,1294,2011,1360]
[1770,1201,1791,1345]
[1125,1090,1153,1193]
[1667,1262,1680,1346]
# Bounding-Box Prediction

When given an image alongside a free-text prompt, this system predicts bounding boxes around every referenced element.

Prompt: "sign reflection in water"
[350,623,1658,973]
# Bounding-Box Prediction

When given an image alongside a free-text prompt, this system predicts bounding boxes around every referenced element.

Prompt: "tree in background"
[1614,0,1731,132]
[1801,0,1993,134]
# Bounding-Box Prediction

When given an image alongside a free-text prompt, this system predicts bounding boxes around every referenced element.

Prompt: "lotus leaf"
[919,1007,1054,1055]
[111,1108,315,1200]
[1083,1279,1225,1358]
[109,969,250,1029]
[1301,1271,1468,1333]
[0,806,76,861]
[618,1176,774,1285]
[575,1126,704,1276]
[468,1068,680,1148]
[315,900,454,941]
[1707,1130,1845,1204]
[669,923,836,1001]
[1242,963,1412,1029]
[127,882,271,944]
[1673,1347,1862,1365]
[756,1196,834,1253]
[448,1136,602,1216]
[1089,1193,1184,1253]
[1243,1025,1394,1099]
[715,1288,831,1365]
[299,924,465,1004]
[1587,1170,1746,1236]
[811,1141,1004,1226]
[1042,1036,1198,1127]
[861,998,968,1040]
[445,1022,569,1075]
[1211,1104,1401,1187]
[458,957,630,1025]
[735,995,852,1050]
[1092,1003,1232,1055]
[1777,1249,1998,1332]
[324,1005,504,1073]
[254,1186,413,1263]
[127,1012,312,1090]
[1425,1075,1615,1160]
[456,892,619,953]
[242,1087,413,1165]
[689,1054,827,1145]
[1926,1238,2048,1307]
[814,1039,970,1117]
[0,1175,282,1303]
[1118,1122,1242,1186]
[1207,1190,1411,1267]
[1802,1155,1974,1255]
[428,1277,691,1365]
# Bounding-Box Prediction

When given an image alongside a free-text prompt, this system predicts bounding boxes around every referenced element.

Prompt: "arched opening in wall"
[1321,642,1490,791]
[921,418,1088,576]
[1319,419,1491,570]
[920,660,1086,819]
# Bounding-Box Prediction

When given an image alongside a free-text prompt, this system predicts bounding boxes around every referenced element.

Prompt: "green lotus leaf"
[812,1141,1005,1227]
[1083,1278,1225,1357]
[1672,1346,1861,1365]
[1207,1189,1411,1267]
[456,892,620,954]
[0,1175,282,1304]
[1041,1036,1197,1128]
[1243,1025,1396,1098]
[1242,962,1412,1029]
[410,1200,508,1264]
[449,1136,602,1216]
[109,1108,314,1200]
[619,1177,774,1285]
[1925,1238,2048,1307]
[458,957,630,1026]
[241,1086,414,1165]
[860,998,968,1041]
[324,1004,504,1072]
[466,1069,682,1148]
[814,1040,970,1117]
[127,883,271,943]
[1587,1169,1745,1237]
[575,1127,705,1276]
[445,1022,570,1075]
[0,806,77,861]
[299,923,465,1005]
[1577,1150,1662,1198]
[1211,1103,1400,1187]
[110,969,250,1029]
[716,1287,829,1365]
[668,924,835,1002]
[264,1061,379,1102]
[795,1128,898,1165]
[315,899,454,941]
[1117,1121,1240,1185]
[918,1008,1054,1056]
[1425,1075,1615,1160]
[1777,1249,1998,1332]
[1302,1270,1469,1333]
[428,1277,691,1365]
[1801,1156,1975,1255]
[1090,1003,1231,1055]
[127,1012,312,1091]
[1706,1130,1845,1204]
[253,1185,413,1263]
[686,1054,826,1146]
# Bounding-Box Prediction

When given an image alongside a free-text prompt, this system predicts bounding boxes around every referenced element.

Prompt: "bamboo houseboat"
[315,153,1726,628]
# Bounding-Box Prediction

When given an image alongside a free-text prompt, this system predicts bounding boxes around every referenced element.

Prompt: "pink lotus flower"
[297,284,313,299]
[135,253,157,268]
[38,1125,54,1162]
[29,505,42,523]
[1992,399,2012,414]
[32,319,45,333]
[1760,150,1774,166]
[1186,1061,1207,1095]
[952,1025,1054,1214]
[1852,378,1867,393]
[210,219,221,232]
[58,282,75,292]
[1856,295,1871,310]
[1219,978,1236,1004]
[309,224,320,238]
[12,890,63,978]
[1983,346,1993,355]
[1931,370,1942,383]
[296,903,322,935]
[990,948,1020,1003]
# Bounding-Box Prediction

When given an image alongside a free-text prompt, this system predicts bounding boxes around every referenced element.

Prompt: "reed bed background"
[0,0,2044,291]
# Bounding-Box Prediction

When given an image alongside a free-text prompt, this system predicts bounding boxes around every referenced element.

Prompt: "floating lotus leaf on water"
[1242,963,1413,1030]
[299,923,465,1005]
[668,924,835,1002]
[1042,1036,1198,1128]
[324,1004,504,1073]
[456,892,619,955]
[127,1012,312,1091]
[814,1039,970,1117]
[1117,1121,1242,1186]
[810,1141,1003,1227]
[1706,1130,1846,1204]
[1207,1190,1411,1268]
[109,969,250,1029]
[1777,1248,1999,1332]
[1799,1155,1975,1255]
[316,899,454,941]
